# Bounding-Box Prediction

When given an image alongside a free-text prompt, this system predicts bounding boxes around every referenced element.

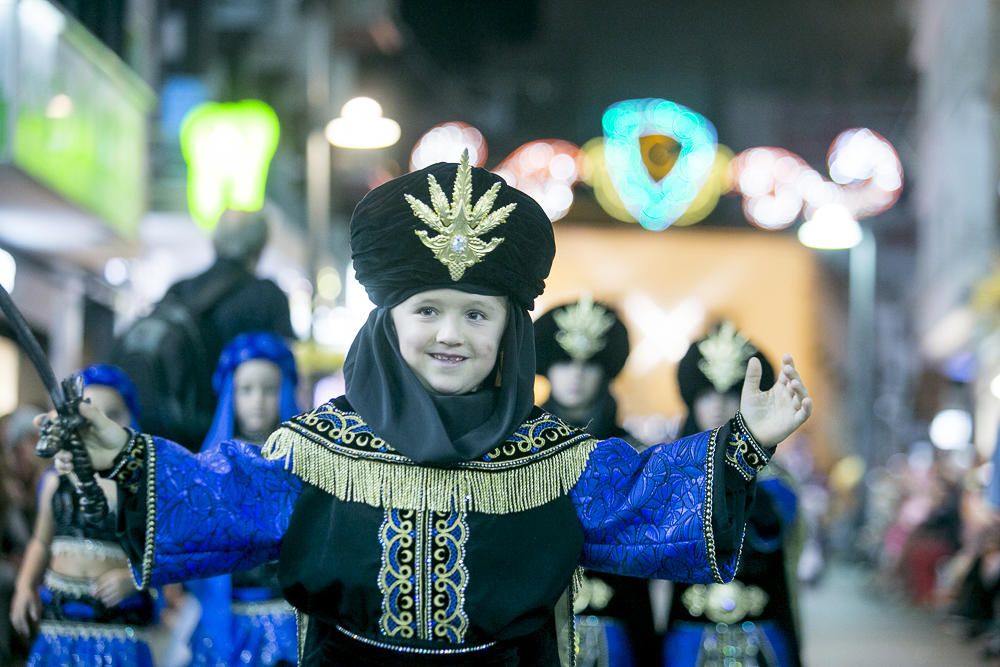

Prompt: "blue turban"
[202,331,299,451]
[79,364,141,429]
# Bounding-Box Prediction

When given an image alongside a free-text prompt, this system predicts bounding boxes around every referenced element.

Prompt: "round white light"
[340,97,383,119]
[797,204,863,250]
[103,257,129,286]
[45,93,74,119]
[929,409,973,451]
[0,249,16,292]
[409,122,487,171]
[325,97,401,150]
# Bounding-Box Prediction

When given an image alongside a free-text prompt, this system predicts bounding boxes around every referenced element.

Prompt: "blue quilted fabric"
[138,437,302,587]
[570,431,742,584]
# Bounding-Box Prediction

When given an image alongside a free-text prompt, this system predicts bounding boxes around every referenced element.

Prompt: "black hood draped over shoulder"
[342,153,555,467]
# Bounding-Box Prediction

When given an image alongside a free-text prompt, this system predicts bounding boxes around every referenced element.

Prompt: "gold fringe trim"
[263,428,600,515]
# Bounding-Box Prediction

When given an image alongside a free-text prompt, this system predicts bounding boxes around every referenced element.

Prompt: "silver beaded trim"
[704,427,746,584]
[134,434,156,590]
[43,571,95,597]
[38,620,150,642]
[231,599,295,617]
[335,624,496,655]
[51,537,127,562]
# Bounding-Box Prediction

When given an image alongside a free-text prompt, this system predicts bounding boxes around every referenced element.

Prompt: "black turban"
[534,299,630,379]
[351,156,555,309]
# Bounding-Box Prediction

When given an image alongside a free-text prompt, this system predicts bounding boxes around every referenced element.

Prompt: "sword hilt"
[37,374,109,523]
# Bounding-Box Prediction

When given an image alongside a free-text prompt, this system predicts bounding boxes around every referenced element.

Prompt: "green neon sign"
[180,99,280,231]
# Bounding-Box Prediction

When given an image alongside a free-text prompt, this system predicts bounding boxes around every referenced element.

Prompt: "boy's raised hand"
[739,354,812,449]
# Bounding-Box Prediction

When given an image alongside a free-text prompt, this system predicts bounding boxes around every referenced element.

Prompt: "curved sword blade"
[0,284,65,407]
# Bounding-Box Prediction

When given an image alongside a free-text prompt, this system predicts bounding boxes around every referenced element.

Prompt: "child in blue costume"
[45,152,813,666]
[12,365,156,666]
[188,331,300,666]
[664,323,804,667]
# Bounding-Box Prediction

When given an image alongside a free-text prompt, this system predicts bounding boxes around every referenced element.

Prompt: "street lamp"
[797,203,863,250]
[798,203,877,465]
[325,97,401,150]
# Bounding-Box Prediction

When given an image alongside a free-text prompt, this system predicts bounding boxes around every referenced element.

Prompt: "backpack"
[110,270,245,450]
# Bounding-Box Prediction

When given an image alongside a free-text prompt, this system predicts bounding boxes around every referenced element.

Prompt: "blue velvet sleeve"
[569,425,757,584]
[117,437,302,589]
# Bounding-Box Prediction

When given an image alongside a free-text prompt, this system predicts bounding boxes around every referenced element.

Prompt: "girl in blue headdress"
[10,364,156,666]
[188,331,300,667]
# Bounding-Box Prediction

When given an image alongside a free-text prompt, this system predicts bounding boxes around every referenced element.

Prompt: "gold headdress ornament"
[553,294,616,362]
[404,149,517,281]
[697,322,755,392]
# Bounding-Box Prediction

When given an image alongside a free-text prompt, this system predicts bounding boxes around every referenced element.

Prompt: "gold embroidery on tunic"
[262,404,598,515]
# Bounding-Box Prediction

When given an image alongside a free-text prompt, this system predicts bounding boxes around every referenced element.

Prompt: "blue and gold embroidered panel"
[378,509,470,643]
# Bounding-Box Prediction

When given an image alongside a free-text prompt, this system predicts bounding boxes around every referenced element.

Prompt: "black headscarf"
[343,303,536,467]
[343,154,554,467]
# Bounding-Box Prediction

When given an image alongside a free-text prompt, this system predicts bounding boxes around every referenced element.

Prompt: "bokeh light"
[0,249,16,292]
[827,128,903,217]
[730,148,813,230]
[493,140,580,222]
[409,121,487,171]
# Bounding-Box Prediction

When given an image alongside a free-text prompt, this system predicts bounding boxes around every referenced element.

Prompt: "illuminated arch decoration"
[579,137,634,223]
[826,128,903,218]
[602,99,717,231]
[581,138,733,227]
[730,129,903,231]
[673,145,734,227]
[729,148,815,230]
[180,100,280,231]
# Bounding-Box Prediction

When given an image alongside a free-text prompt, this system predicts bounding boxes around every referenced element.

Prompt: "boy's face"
[233,359,282,438]
[83,385,133,429]
[547,361,604,410]
[391,289,508,396]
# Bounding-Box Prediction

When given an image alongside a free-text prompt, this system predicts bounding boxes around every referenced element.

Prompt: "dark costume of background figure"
[108,155,773,666]
[664,324,804,667]
[534,298,658,667]
[187,332,300,666]
[29,365,156,666]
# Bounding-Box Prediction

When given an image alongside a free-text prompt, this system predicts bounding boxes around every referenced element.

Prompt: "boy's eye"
[417,307,437,317]
[467,310,486,321]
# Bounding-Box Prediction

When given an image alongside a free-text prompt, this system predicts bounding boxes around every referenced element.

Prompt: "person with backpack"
[112,209,294,450]
[41,153,812,665]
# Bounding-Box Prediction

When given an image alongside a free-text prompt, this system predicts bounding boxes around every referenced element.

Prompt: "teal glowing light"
[602,99,717,231]
[180,100,280,231]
